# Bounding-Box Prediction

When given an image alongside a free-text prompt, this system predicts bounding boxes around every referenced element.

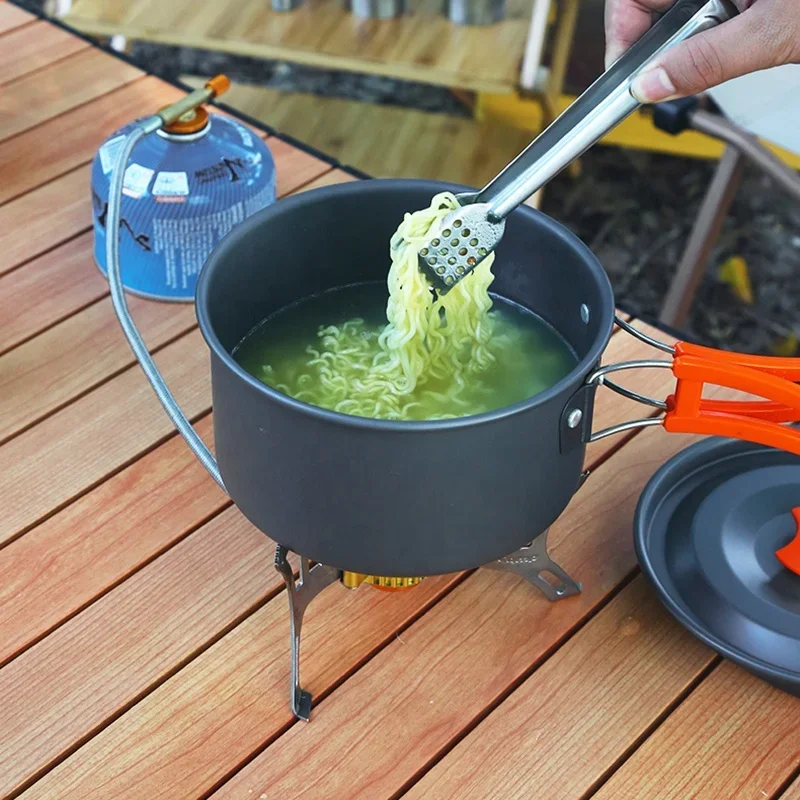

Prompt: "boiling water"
[234,283,577,421]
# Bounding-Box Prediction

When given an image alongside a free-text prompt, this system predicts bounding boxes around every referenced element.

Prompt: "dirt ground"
[543,147,800,353]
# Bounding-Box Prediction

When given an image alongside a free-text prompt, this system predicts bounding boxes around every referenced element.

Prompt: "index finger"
[604,0,681,67]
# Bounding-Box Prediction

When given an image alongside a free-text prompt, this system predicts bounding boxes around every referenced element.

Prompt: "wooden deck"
[64,0,534,94]
[1,6,799,799]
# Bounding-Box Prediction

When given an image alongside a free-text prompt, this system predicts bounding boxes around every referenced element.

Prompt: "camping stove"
[273,474,587,722]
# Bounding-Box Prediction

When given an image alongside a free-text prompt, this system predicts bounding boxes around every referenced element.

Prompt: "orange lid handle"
[776,508,800,576]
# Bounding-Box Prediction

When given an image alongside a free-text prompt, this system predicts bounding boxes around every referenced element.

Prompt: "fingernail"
[630,66,677,103]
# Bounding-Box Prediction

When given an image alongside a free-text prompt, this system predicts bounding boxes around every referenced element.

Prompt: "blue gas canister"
[92,106,276,301]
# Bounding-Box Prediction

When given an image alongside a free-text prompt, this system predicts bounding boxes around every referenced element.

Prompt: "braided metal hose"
[105,115,226,491]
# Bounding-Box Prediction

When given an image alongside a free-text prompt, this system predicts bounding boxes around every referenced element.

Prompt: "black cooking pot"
[195,180,615,575]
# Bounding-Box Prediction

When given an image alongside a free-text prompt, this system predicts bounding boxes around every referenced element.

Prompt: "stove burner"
[274,524,581,721]
[341,573,423,590]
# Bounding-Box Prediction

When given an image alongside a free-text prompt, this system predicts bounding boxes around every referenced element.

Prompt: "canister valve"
[157,74,231,135]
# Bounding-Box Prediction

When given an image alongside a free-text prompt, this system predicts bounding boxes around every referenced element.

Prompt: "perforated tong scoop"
[419,0,738,293]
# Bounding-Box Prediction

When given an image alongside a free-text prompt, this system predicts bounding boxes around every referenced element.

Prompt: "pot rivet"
[580,304,590,324]
[567,409,583,429]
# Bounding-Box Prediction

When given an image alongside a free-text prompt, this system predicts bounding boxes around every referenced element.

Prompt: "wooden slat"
[0,294,196,443]
[0,506,282,799]
[67,0,531,94]
[782,775,800,799]
[0,233,109,354]
[318,0,531,92]
[218,580,711,800]
[0,21,89,86]
[292,168,358,193]
[15,572,461,800]
[0,76,182,205]
[0,165,91,276]
[0,47,143,142]
[0,3,33,34]
[0,416,226,666]
[0,329,211,546]
[267,136,335,194]
[592,663,800,800]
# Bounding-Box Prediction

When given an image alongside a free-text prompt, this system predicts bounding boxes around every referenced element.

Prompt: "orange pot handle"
[594,321,800,577]
[664,341,800,457]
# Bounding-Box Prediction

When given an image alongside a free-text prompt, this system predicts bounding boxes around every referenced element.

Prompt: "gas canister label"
[153,171,190,197]
[122,163,155,198]
[98,135,125,174]
[235,123,253,147]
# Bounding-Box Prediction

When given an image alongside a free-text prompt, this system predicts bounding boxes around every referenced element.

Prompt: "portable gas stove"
[273,509,585,720]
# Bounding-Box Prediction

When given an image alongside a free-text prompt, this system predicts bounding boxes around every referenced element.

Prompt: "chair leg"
[659,146,745,328]
[520,0,552,92]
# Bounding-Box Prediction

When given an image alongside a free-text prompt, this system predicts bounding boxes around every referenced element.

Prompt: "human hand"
[604,0,800,103]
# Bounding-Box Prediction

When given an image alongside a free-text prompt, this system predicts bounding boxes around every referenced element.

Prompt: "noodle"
[254,192,518,420]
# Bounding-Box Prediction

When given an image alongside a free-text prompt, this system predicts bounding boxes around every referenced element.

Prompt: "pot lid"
[635,435,800,696]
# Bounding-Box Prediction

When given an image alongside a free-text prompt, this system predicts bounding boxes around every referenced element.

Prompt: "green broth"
[234,283,577,420]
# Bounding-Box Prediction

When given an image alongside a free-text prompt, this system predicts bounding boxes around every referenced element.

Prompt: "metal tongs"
[419,0,738,293]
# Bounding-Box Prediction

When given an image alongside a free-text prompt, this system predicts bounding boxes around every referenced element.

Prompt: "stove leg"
[487,528,581,601]
[274,546,340,722]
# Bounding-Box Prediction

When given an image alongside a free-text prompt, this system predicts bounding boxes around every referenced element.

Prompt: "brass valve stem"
[156,75,230,127]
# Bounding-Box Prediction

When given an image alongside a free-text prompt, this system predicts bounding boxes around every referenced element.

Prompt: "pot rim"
[196,178,615,432]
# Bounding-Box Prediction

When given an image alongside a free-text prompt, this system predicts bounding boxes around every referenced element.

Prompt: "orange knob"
[776,507,800,576]
[205,74,231,98]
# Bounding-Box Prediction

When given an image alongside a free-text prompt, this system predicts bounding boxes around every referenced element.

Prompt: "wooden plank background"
[65,0,532,94]
[1,10,798,800]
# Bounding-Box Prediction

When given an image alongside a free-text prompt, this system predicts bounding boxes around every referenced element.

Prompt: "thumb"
[631,11,790,102]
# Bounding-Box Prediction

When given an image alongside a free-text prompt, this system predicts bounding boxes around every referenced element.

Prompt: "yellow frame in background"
[476,91,800,169]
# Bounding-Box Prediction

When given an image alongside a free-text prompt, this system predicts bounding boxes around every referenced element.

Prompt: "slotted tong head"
[419,0,738,292]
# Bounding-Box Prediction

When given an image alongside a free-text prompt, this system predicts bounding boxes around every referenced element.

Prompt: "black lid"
[635,436,800,696]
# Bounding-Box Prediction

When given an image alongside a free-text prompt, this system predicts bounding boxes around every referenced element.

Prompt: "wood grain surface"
[0,165,93,276]
[0,76,180,204]
[0,2,33,33]
[0,47,143,141]
[3,16,798,800]
[0,21,89,86]
[66,0,532,93]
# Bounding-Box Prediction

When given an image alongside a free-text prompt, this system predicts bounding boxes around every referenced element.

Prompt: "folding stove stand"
[273,473,589,721]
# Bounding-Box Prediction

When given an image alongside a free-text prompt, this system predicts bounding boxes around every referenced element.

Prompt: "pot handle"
[586,317,800,576]
[588,317,800,455]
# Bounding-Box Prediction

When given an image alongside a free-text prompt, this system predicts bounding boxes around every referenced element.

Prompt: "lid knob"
[775,507,800,576]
